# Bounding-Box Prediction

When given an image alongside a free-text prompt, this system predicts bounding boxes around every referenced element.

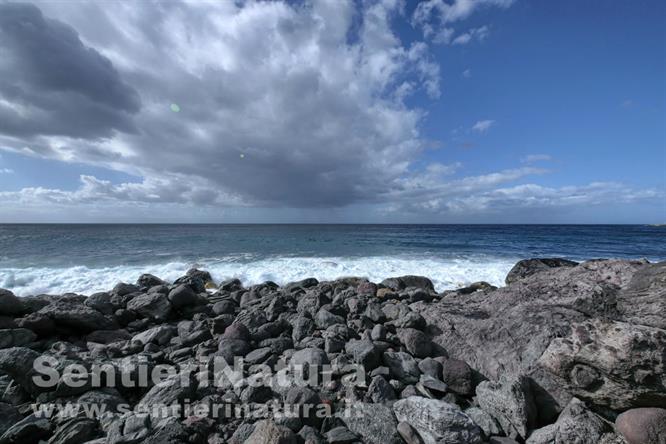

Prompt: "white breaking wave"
[0,256,518,297]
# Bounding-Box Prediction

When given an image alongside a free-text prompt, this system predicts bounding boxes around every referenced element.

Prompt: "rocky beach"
[0,257,664,444]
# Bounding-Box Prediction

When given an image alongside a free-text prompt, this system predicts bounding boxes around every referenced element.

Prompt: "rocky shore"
[0,258,664,444]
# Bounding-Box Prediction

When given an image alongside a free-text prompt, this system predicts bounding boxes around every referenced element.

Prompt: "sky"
[0,0,664,223]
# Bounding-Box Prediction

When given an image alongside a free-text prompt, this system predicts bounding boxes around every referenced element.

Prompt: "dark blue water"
[0,224,664,296]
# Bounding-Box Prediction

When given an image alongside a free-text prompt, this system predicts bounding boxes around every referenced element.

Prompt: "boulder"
[0,403,22,436]
[615,407,666,444]
[37,299,116,332]
[383,352,420,383]
[132,325,176,345]
[244,420,297,444]
[411,259,648,419]
[538,318,666,410]
[526,398,610,444]
[340,402,403,444]
[0,328,36,349]
[167,284,199,308]
[381,276,434,292]
[136,273,165,288]
[617,261,666,329]
[440,358,474,396]
[315,309,345,329]
[0,290,25,316]
[476,376,537,440]
[126,293,172,321]
[393,397,483,444]
[0,347,44,395]
[397,328,432,358]
[0,414,51,443]
[291,348,329,367]
[48,418,99,444]
[505,258,578,284]
[346,339,381,371]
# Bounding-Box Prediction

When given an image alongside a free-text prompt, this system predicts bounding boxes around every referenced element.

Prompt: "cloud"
[0,168,14,174]
[462,68,472,78]
[472,119,495,133]
[521,154,552,163]
[0,1,446,209]
[452,25,490,45]
[0,3,140,139]
[413,0,513,44]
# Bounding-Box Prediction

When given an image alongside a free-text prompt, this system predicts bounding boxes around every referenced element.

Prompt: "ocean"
[0,224,664,296]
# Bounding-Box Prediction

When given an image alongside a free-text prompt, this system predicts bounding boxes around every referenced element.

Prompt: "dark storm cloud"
[0,2,140,138]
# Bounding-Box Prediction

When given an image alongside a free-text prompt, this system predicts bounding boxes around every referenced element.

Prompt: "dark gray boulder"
[167,284,199,308]
[136,273,165,289]
[37,299,116,332]
[0,328,36,349]
[505,258,578,284]
[126,292,171,321]
[0,414,51,444]
[0,290,25,316]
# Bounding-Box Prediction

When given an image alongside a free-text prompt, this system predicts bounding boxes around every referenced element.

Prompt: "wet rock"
[505,258,578,284]
[393,397,483,444]
[476,376,537,441]
[615,407,666,444]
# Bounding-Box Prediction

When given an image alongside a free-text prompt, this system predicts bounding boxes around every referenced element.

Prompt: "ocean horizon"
[2,223,664,297]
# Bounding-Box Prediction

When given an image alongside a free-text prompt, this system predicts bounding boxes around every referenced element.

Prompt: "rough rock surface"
[0,259,661,444]
[393,397,483,444]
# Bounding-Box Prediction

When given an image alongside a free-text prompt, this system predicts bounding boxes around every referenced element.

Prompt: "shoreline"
[0,257,664,443]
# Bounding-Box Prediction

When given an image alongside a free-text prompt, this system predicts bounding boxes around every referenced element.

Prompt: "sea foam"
[0,256,518,297]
